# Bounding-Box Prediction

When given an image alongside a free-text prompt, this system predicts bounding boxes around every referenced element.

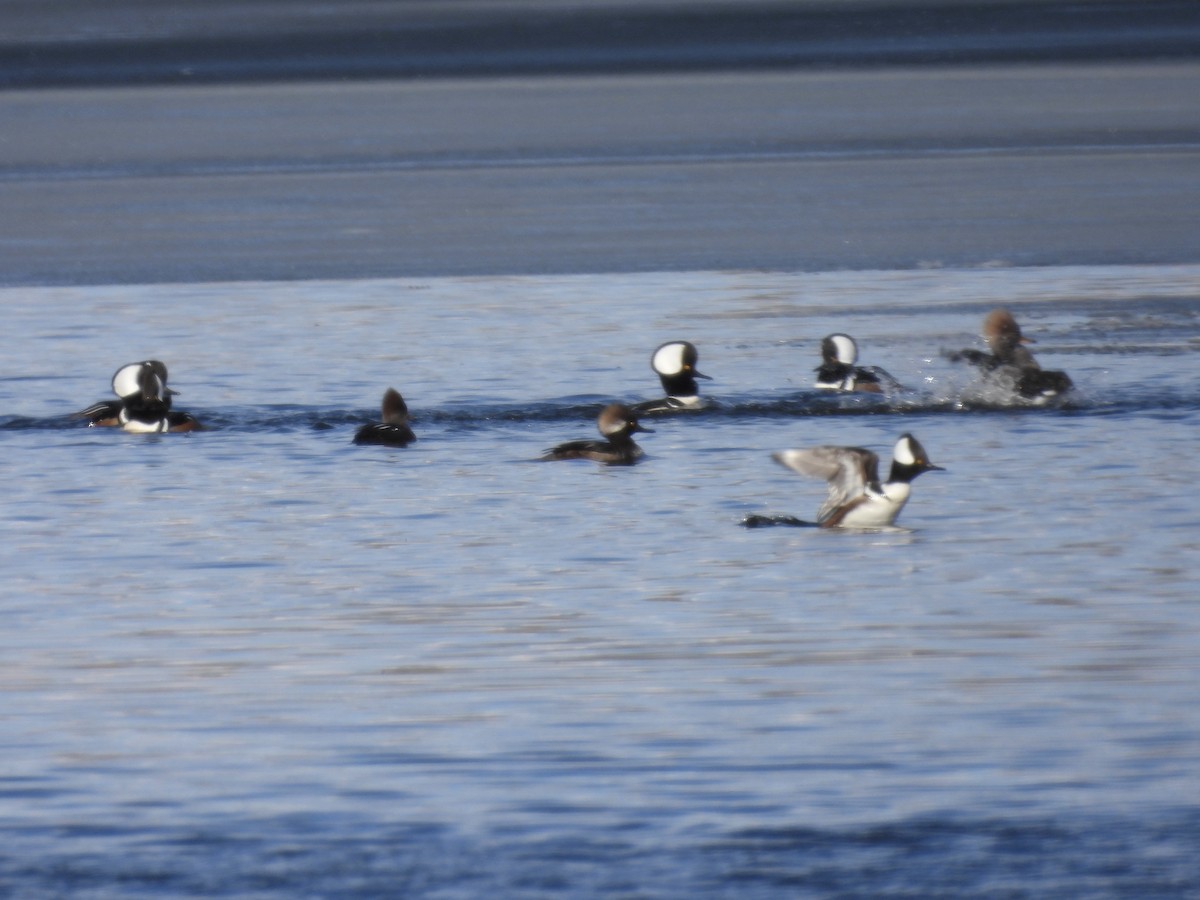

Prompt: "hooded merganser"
[75,359,175,426]
[542,403,653,465]
[353,388,415,447]
[946,308,1073,399]
[631,341,712,414]
[745,433,942,528]
[117,362,200,433]
[813,333,901,393]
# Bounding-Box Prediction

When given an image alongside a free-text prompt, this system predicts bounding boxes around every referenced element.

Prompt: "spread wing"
[772,446,879,523]
[944,347,993,368]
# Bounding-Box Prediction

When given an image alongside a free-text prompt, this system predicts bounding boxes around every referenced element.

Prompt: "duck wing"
[773,446,879,523]
[944,347,997,370]
[541,439,605,461]
[73,399,122,423]
[858,365,904,390]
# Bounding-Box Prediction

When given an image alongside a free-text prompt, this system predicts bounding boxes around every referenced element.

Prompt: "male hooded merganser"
[542,403,653,464]
[75,359,175,426]
[353,388,415,446]
[744,433,942,528]
[813,333,901,393]
[631,341,712,414]
[117,363,200,433]
[946,308,1073,399]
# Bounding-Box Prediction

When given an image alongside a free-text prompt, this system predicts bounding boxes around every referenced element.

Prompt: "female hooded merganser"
[353,388,415,446]
[744,433,942,528]
[946,308,1073,399]
[813,333,901,393]
[75,359,175,426]
[542,403,653,465]
[632,341,712,414]
[117,363,200,433]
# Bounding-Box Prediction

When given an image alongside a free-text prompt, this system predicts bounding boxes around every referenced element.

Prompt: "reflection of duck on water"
[946,308,1073,400]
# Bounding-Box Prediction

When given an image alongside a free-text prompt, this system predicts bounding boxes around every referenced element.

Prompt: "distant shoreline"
[3,0,1199,89]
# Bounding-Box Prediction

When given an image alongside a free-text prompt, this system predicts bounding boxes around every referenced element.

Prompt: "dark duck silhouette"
[353,388,416,447]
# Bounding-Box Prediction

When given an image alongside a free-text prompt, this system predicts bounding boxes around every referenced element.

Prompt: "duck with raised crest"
[632,341,712,414]
[75,360,175,427]
[814,333,901,393]
[744,433,942,528]
[117,362,200,433]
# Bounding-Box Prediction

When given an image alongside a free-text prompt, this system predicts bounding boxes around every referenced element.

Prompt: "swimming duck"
[353,388,416,447]
[946,308,1072,399]
[542,403,653,465]
[632,341,712,414]
[744,433,942,528]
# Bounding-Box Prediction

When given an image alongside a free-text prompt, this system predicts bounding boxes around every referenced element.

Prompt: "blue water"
[2,266,1199,897]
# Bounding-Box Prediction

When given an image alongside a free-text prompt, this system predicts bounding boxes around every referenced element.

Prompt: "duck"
[117,362,200,433]
[542,403,652,465]
[946,308,1072,399]
[813,333,901,393]
[74,359,175,426]
[631,341,712,414]
[353,388,416,447]
[744,433,942,528]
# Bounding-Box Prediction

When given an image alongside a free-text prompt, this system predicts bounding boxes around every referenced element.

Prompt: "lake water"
[2,264,1198,897]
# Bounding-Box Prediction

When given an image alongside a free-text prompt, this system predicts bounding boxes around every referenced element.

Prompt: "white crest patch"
[893,435,917,466]
[830,334,858,365]
[111,363,145,398]
[651,342,687,376]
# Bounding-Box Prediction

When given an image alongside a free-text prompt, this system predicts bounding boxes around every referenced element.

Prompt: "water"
[7,0,1198,89]
[2,266,1198,897]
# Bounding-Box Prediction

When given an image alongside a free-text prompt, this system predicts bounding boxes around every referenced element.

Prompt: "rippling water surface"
[2,265,1199,897]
